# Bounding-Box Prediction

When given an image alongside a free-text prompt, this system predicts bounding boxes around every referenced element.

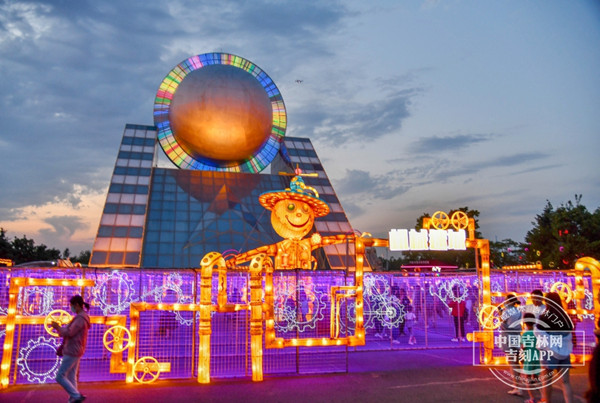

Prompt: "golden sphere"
[169,64,273,164]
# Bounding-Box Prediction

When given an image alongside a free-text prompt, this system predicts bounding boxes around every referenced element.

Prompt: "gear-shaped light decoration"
[364,274,391,298]
[337,296,374,334]
[103,325,132,353]
[478,304,502,330]
[380,297,406,329]
[17,336,61,383]
[145,273,193,326]
[44,310,72,337]
[18,286,54,316]
[92,271,136,315]
[430,211,450,230]
[550,281,574,303]
[273,280,326,333]
[428,279,469,312]
[450,211,469,230]
[363,274,406,329]
[447,279,469,302]
[133,356,161,384]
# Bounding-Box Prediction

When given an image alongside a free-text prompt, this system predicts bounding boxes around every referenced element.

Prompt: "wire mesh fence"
[0,266,595,386]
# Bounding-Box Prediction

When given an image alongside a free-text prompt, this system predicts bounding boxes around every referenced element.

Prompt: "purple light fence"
[0,267,593,386]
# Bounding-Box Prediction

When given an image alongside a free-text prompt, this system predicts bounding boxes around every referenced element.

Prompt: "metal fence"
[0,267,594,386]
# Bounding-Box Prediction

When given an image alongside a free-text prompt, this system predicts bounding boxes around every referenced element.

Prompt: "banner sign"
[389,229,467,251]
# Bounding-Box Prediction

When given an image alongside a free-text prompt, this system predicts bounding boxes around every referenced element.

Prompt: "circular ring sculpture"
[134,356,161,384]
[478,304,501,330]
[154,52,287,173]
[450,211,469,230]
[550,281,574,303]
[103,325,132,353]
[44,310,72,337]
[430,211,450,230]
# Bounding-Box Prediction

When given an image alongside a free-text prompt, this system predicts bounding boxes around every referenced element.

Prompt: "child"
[521,312,540,403]
[405,305,416,345]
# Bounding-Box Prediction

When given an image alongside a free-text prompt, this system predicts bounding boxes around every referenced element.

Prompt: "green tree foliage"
[71,250,91,265]
[0,228,90,265]
[489,239,527,268]
[525,195,600,269]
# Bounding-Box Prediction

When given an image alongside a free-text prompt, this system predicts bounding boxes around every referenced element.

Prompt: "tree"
[1,231,61,265]
[0,228,13,260]
[71,250,91,266]
[525,195,600,269]
[489,239,527,268]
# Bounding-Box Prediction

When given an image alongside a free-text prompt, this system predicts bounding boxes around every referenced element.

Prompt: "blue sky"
[1,0,599,254]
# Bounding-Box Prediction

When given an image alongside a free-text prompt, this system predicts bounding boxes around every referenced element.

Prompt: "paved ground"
[0,348,591,403]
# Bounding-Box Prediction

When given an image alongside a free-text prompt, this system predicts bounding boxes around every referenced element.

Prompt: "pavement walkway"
[0,348,592,402]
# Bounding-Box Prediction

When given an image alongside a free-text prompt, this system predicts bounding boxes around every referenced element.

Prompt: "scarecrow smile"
[286,216,309,228]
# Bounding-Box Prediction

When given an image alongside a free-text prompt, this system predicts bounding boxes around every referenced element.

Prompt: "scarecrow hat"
[259,175,330,217]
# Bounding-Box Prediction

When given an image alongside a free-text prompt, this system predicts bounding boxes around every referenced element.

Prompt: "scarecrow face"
[271,199,315,240]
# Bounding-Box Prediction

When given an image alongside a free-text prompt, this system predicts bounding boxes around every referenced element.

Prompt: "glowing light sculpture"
[17,336,61,384]
[0,277,123,389]
[154,52,286,173]
[196,173,384,383]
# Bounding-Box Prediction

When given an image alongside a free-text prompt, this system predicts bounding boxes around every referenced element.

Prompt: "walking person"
[536,292,574,403]
[585,318,600,403]
[499,293,523,396]
[397,288,411,336]
[521,313,541,403]
[51,295,91,403]
[405,305,417,345]
[448,286,466,342]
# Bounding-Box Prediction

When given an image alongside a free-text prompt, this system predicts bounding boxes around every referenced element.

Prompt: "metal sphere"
[169,64,273,164]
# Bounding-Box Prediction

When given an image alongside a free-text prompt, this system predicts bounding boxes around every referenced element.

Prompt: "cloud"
[425,152,551,183]
[334,169,409,200]
[338,200,366,217]
[293,87,423,145]
[409,133,493,154]
[0,0,352,214]
[39,215,86,239]
[464,152,549,170]
[511,164,562,175]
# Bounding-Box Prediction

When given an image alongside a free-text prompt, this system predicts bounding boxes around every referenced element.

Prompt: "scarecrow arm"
[311,234,355,251]
[227,244,277,268]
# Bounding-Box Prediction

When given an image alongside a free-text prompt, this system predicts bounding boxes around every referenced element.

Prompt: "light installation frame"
[0,277,103,389]
[0,260,599,387]
[153,52,287,173]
